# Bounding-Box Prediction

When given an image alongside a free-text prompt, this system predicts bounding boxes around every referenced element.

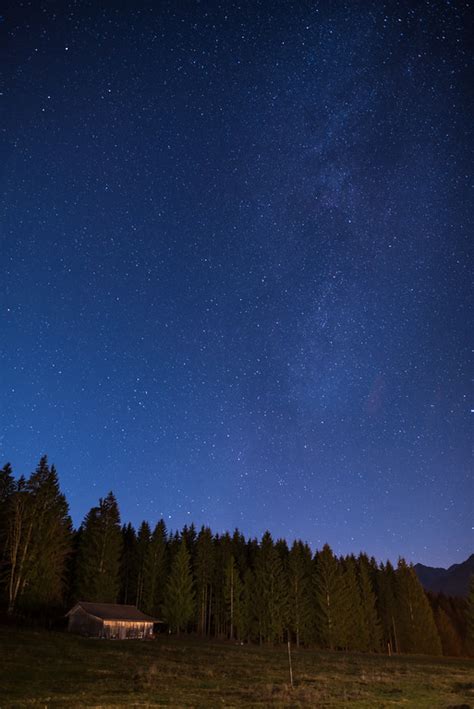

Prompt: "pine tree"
[135,521,152,610]
[275,538,290,567]
[231,528,248,577]
[358,555,382,652]
[25,461,71,609]
[342,555,365,651]
[313,544,350,650]
[376,561,399,653]
[223,554,244,640]
[194,526,215,636]
[167,530,182,565]
[212,532,235,638]
[5,476,31,613]
[395,559,441,655]
[246,537,260,570]
[288,541,314,646]
[162,539,195,634]
[66,527,82,606]
[0,463,14,531]
[181,524,197,560]
[147,519,168,617]
[441,594,468,655]
[254,532,288,644]
[5,457,71,614]
[119,523,137,605]
[435,607,462,656]
[0,463,15,592]
[76,492,122,603]
[240,568,257,643]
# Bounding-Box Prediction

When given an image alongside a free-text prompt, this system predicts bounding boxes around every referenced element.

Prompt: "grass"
[0,627,473,707]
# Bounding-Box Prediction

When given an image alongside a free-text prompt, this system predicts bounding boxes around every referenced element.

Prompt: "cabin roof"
[67,602,160,622]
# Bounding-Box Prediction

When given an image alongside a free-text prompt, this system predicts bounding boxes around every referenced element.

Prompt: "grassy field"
[0,627,473,708]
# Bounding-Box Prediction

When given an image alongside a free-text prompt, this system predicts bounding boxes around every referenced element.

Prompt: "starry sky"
[1,1,471,567]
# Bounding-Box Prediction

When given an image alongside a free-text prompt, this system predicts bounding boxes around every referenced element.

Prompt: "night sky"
[1,1,471,567]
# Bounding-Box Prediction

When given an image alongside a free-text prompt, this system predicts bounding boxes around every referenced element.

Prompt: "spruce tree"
[66,527,83,606]
[135,521,152,610]
[395,559,441,655]
[231,528,248,577]
[162,539,195,634]
[119,523,138,605]
[180,524,197,560]
[0,463,14,528]
[342,555,365,651]
[76,492,122,603]
[376,561,399,653]
[288,540,314,646]
[223,554,244,640]
[25,461,71,609]
[168,530,182,564]
[5,457,71,614]
[213,532,235,638]
[0,463,15,593]
[240,568,257,643]
[147,519,168,617]
[254,531,288,644]
[435,607,462,656]
[358,555,382,652]
[5,476,32,613]
[194,526,215,636]
[313,544,350,650]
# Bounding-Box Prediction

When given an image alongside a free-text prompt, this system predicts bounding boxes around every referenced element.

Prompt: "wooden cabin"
[66,602,159,639]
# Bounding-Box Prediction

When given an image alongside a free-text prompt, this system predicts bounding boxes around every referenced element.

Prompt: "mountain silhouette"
[415,554,474,597]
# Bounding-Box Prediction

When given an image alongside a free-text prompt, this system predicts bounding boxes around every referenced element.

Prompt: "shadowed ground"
[0,627,473,707]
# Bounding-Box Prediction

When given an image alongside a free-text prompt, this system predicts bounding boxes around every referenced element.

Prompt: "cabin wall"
[67,606,155,638]
[68,607,103,637]
[103,621,153,639]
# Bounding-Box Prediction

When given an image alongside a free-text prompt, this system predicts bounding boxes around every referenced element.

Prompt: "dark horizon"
[2,1,471,569]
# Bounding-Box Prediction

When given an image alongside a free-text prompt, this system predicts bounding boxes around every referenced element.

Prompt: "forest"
[1,456,472,658]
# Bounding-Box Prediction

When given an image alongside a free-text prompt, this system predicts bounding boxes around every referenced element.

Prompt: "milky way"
[1,1,471,566]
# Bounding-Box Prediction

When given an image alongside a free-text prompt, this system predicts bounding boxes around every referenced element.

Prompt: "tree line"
[1,457,472,657]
